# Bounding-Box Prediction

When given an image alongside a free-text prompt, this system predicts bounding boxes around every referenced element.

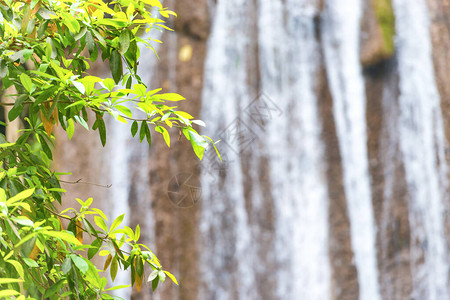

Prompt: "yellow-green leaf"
[6,188,35,205]
[43,231,82,246]
[20,73,32,93]
[155,126,170,147]
[163,270,178,285]
[0,290,20,297]
[0,278,23,284]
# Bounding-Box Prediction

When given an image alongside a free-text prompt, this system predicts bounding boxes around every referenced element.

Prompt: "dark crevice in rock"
[362,56,396,78]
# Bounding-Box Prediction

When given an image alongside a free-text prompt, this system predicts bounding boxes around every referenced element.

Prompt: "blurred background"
[51,0,450,299]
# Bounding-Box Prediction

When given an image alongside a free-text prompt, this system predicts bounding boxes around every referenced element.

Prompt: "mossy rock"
[360,0,396,67]
[373,0,395,58]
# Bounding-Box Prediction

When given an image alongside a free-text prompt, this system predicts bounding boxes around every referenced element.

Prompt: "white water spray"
[393,0,450,298]
[258,0,330,299]
[321,1,381,299]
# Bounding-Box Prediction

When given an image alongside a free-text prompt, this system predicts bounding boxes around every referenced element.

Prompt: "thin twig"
[59,178,112,189]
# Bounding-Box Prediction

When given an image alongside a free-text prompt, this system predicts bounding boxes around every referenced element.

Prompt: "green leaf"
[74,115,89,131]
[135,224,140,241]
[86,30,95,53]
[188,130,207,160]
[79,75,101,95]
[204,136,222,162]
[94,216,108,232]
[37,134,53,160]
[74,26,87,41]
[0,278,23,284]
[70,254,88,274]
[6,260,24,279]
[6,188,35,205]
[163,270,179,285]
[0,290,20,297]
[11,216,33,226]
[8,95,25,122]
[139,122,148,143]
[124,39,138,70]
[85,260,102,288]
[155,126,170,147]
[110,256,118,281]
[8,106,23,122]
[142,0,163,9]
[71,80,85,94]
[152,276,159,291]
[154,93,185,101]
[131,121,138,137]
[119,30,131,54]
[146,126,152,148]
[62,13,80,33]
[20,73,33,93]
[96,115,106,147]
[110,214,125,232]
[105,285,131,291]
[62,257,72,274]
[92,29,106,47]
[115,105,132,118]
[88,238,102,260]
[175,111,194,120]
[135,256,144,277]
[43,279,65,298]
[133,84,146,97]
[103,78,115,91]
[92,208,108,220]
[188,130,208,148]
[0,142,14,148]
[67,119,75,140]
[43,230,82,246]
[110,49,122,84]
[22,258,38,268]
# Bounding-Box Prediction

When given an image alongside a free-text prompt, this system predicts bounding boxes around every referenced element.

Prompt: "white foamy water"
[258,0,330,299]
[97,0,450,299]
[321,1,381,300]
[200,0,330,299]
[393,0,450,298]
[199,0,255,299]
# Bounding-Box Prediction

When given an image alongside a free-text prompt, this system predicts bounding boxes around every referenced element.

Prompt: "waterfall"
[258,0,330,299]
[393,0,450,298]
[200,0,330,299]
[321,1,381,300]
[106,117,132,299]
[199,0,256,299]
[67,0,450,299]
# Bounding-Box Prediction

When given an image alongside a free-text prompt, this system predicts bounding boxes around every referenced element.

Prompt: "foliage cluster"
[0,0,218,298]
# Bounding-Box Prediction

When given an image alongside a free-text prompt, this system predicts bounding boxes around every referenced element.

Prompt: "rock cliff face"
[55,0,450,299]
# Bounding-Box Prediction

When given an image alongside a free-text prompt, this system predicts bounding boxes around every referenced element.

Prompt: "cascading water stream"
[105,116,132,299]
[258,0,330,299]
[199,0,255,299]
[199,0,330,299]
[321,1,381,300]
[89,0,450,299]
[393,0,450,298]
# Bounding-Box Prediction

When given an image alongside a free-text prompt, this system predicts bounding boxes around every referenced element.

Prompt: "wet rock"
[360,0,396,68]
